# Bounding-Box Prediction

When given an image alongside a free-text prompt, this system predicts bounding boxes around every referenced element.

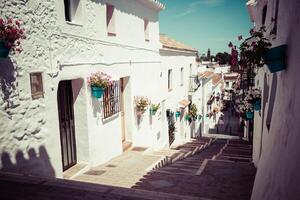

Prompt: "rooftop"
[198,71,215,79]
[212,74,223,85]
[160,34,198,52]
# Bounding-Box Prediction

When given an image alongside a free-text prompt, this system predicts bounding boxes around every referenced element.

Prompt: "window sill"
[102,112,120,124]
[66,21,83,27]
[108,32,117,37]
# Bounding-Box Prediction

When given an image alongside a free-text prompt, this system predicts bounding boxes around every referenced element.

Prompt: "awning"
[179,99,190,108]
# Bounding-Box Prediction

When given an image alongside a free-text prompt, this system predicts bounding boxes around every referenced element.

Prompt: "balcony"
[189,75,201,93]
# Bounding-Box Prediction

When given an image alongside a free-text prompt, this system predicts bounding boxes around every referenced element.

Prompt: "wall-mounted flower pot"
[91,86,104,98]
[198,115,202,121]
[0,41,10,58]
[175,111,181,118]
[185,115,191,121]
[150,109,157,116]
[246,111,254,120]
[252,100,261,111]
[263,45,287,73]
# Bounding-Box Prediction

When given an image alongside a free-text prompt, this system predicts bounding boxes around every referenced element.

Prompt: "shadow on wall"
[0,146,55,178]
[265,74,277,131]
[0,59,16,101]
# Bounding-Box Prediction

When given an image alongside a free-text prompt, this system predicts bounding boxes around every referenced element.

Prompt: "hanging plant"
[228,26,272,71]
[0,17,26,58]
[87,72,112,98]
[150,103,160,115]
[135,96,150,114]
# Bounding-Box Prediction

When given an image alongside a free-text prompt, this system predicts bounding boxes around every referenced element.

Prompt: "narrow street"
[0,137,256,200]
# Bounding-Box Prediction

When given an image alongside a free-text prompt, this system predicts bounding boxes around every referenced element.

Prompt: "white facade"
[159,46,199,146]
[247,0,300,199]
[0,0,166,178]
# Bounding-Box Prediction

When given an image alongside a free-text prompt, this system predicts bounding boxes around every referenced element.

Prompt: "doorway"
[57,80,77,171]
[120,77,132,151]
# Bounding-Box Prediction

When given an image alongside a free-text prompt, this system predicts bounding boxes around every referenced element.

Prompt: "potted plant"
[175,110,181,119]
[247,89,262,111]
[87,72,111,98]
[0,17,26,58]
[263,44,287,73]
[150,103,160,116]
[134,96,150,115]
[239,101,254,120]
[189,103,198,121]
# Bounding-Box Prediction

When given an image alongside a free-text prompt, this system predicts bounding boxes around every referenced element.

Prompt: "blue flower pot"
[198,115,202,121]
[0,41,10,58]
[263,45,287,73]
[246,111,254,120]
[175,111,181,118]
[91,86,104,98]
[252,100,261,111]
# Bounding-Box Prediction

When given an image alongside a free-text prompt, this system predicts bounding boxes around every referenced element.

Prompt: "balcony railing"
[189,75,201,93]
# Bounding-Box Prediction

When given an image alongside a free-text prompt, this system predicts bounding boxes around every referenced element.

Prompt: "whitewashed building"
[246,0,300,199]
[159,34,199,146]
[0,0,166,178]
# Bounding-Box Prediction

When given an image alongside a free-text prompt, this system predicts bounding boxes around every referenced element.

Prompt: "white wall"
[160,49,198,145]
[0,0,162,178]
[250,0,300,199]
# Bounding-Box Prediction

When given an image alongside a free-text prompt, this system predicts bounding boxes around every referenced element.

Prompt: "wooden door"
[57,80,77,171]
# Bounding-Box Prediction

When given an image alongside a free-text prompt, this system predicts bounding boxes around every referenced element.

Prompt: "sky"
[159,0,253,55]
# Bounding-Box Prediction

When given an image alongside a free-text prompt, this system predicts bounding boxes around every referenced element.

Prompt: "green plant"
[150,103,160,113]
[135,96,150,113]
[189,104,198,119]
[239,26,272,69]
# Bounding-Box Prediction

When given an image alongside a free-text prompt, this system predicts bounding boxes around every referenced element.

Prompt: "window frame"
[144,19,150,42]
[106,3,116,36]
[180,67,184,86]
[103,81,120,119]
[168,69,173,91]
[30,72,44,100]
[64,0,82,23]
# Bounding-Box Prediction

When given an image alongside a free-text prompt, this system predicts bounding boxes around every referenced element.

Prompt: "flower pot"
[185,115,191,121]
[91,86,104,98]
[150,109,157,116]
[175,111,181,118]
[252,100,261,111]
[263,45,287,73]
[246,111,254,120]
[198,115,202,121]
[0,41,10,58]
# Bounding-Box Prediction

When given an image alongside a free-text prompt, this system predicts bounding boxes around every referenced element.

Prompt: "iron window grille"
[103,81,120,119]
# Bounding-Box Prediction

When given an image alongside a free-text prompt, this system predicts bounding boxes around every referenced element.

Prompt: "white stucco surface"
[250,0,300,199]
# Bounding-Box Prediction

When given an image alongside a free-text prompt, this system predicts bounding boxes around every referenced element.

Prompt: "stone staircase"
[149,137,217,170]
[132,139,256,200]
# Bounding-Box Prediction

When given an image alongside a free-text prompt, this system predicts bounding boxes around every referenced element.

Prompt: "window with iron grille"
[103,81,120,119]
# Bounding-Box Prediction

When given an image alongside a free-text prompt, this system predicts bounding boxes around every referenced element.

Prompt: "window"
[180,67,184,86]
[168,69,173,91]
[271,0,279,36]
[144,19,149,42]
[106,4,116,36]
[226,81,229,88]
[262,5,267,25]
[103,81,120,119]
[30,72,44,100]
[64,0,82,23]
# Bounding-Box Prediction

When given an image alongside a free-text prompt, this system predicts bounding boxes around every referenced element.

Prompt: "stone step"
[0,172,211,200]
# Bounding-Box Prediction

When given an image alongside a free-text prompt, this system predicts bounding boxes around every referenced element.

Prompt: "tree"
[215,52,231,65]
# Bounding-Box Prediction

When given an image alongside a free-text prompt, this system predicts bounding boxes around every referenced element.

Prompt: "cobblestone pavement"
[0,139,256,200]
[72,148,164,188]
